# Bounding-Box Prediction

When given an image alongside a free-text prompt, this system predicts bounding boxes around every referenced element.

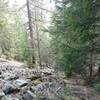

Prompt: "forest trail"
[0,59,99,100]
[0,58,25,67]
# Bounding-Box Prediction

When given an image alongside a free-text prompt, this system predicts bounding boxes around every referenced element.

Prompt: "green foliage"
[0,1,30,61]
[9,10,30,61]
[0,0,11,57]
[94,83,100,92]
[49,0,100,82]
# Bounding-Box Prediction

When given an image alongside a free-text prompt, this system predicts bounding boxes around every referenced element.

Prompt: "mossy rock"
[1,96,8,100]
[33,79,43,85]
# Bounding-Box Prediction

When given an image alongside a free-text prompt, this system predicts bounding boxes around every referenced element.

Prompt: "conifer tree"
[49,0,100,84]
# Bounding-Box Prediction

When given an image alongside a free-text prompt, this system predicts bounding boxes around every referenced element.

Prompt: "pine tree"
[49,0,100,84]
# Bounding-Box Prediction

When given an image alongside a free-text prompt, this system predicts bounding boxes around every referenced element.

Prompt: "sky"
[9,0,26,7]
[9,0,55,9]
[9,0,55,26]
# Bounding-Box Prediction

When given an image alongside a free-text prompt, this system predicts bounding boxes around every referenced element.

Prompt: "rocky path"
[0,59,99,100]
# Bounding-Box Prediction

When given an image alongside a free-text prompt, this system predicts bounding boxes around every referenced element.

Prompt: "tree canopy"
[49,0,100,84]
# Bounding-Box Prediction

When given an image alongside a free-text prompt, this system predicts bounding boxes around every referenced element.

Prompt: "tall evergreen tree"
[49,0,100,84]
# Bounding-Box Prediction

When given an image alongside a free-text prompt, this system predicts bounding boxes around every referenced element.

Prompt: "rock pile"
[0,60,98,100]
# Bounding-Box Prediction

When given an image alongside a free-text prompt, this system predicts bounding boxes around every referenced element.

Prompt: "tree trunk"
[89,53,93,83]
[34,1,42,68]
[26,0,35,67]
[36,24,42,67]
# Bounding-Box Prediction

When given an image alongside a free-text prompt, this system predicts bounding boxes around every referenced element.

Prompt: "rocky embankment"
[0,59,99,100]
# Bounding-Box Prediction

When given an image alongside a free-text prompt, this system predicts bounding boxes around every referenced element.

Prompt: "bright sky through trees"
[9,0,55,25]
[9,0,26,6]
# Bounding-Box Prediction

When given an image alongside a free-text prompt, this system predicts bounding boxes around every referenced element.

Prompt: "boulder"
[23,90,36,100]
[15,79,28,87]
[6,75,19,81]
[35,83,45,93]
[7,95,20,100]
[3,83,20,95]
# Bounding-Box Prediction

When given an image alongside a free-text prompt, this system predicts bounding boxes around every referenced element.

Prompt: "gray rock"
[35,83,45,93]
[3,83,20,95]
[1,96,8,100]
[7,75,19,81]
[15,79,28,87]
[7,95,20,100]
[0,75,4,79]
[30,86,35,93]
[0,91,5,98]
[23,90,36,100]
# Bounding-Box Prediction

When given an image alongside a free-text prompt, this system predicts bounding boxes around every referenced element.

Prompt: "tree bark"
[36,23,42,67]
[26,0,35,67]
[34,0,42,68]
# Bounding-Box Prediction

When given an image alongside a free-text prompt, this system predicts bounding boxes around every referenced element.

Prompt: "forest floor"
[0,59,100,100]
